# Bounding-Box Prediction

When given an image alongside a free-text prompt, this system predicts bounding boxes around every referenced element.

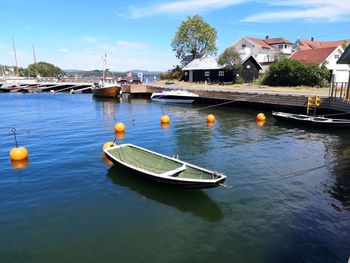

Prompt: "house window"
[204,71,210,77]
[246,65,251,69]
[285,45,288,48]
[242,44,246,48]
[278,44,283,49]
[184,72,188,76]
[218,71,224,76]
[334,54,340,59]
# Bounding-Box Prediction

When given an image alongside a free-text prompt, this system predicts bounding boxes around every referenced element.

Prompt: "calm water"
[0,93,349,263]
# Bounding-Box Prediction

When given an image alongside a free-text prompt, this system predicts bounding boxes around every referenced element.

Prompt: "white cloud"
[83,36,98,44]
[115,41,149,50]
[22,25,32,31]
[123,0,246,18]
[58,48,69,52]
[243,0,350,22]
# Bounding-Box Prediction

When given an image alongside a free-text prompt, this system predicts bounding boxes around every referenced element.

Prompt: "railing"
[329,82,350,102]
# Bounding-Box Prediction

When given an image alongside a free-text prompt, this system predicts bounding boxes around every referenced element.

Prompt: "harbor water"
[0,93,349,262]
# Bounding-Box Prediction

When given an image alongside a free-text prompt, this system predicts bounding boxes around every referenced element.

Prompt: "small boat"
[151,89,199,104]
[92,54,121,98]
[92,77,121,98]
[272,111,350,128]
[104,143,226,188]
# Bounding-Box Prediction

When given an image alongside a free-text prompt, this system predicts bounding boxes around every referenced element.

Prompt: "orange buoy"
[103,141,116,152]
[115,131,125,140]
[114,122,125,132]
[160,115,170,124]
[11,159,29,170]
[10,147,28,161]
[256,120,266,127]
[207,114,215,123]
[256,113,266,122]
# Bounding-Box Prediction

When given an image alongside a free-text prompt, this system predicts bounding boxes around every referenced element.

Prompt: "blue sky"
[0,0,349,71]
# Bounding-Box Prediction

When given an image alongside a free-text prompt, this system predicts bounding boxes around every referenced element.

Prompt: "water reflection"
[11,159,29,170]
[106,166,224,222]
[328,147,350,211]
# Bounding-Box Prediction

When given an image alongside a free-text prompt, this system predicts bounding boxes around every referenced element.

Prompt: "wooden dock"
[2,79,350,113]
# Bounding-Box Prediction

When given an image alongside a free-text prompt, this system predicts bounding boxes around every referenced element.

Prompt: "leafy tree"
[218,47,242,72]
[171,15,217,61]
[27,61,65,77]
[160,65,183,80]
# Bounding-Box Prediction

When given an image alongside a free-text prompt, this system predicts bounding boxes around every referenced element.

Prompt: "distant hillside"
[127,70,162,75]
[64,69,161,77]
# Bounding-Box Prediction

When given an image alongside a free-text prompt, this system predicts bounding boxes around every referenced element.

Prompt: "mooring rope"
[192,94,262,112]
[231,155,348,189]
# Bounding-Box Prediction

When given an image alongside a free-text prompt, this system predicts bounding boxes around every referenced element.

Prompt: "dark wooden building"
[337,44,350,65]
[182,55,262,83]
[240,55,263,82]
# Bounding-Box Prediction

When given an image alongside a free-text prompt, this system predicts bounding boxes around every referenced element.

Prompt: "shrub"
[235,75,244,84]
[262,59,330,87]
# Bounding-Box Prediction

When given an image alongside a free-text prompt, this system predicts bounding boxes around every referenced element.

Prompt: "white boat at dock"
[151,89,199,104]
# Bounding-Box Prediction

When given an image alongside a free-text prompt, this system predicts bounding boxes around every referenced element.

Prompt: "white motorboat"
[151,89,199,104]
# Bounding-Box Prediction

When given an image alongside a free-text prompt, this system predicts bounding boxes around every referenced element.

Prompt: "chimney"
[265,35,269,39]
[311,37,314,41]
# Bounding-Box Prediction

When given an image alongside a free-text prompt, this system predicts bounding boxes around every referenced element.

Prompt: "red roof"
[246,37,293,50]
[290,47,337,64]
[247,37,271,49]
[264,38,292,45]
[297,39,349,50]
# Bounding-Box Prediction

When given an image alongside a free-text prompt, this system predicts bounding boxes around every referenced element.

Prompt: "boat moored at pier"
[92,77,121,98]
[151,89,199,104]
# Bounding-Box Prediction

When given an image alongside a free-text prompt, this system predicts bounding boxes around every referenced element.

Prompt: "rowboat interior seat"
[160,164,186,177]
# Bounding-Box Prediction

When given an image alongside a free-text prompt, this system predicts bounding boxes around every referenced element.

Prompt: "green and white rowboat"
[104,144,227,188]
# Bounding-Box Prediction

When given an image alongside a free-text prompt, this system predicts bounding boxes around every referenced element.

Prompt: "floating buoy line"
[9,128,28,161]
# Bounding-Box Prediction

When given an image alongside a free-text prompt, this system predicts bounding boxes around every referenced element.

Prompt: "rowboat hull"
[105,144,226,188]
[272,111,350,128]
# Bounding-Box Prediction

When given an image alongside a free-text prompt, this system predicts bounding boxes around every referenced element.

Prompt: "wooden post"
[330,74,335,100]
[347,72,350,102]
[340,82,343,100]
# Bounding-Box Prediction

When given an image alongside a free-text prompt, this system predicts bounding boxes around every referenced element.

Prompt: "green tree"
[160,65,183,80]
[218,47,242,72]
[171,15,217,61]
[27,61,65,77]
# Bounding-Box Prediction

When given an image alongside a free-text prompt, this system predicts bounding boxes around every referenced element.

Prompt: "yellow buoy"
[103,141,116,152]
[160,115,170,124]
[11,159,29,170]
[256,113,266,122]
[10,146,28,161]
[114,122,125,133]
[207,114,215,123]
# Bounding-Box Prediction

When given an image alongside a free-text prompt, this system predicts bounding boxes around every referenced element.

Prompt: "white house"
[231,36,293,72]
[290,46,350,82]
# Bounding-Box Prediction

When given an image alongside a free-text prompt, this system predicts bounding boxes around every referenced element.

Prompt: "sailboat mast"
[32,44,38,77]
[102,53,107,79]
[12,37,19,77]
